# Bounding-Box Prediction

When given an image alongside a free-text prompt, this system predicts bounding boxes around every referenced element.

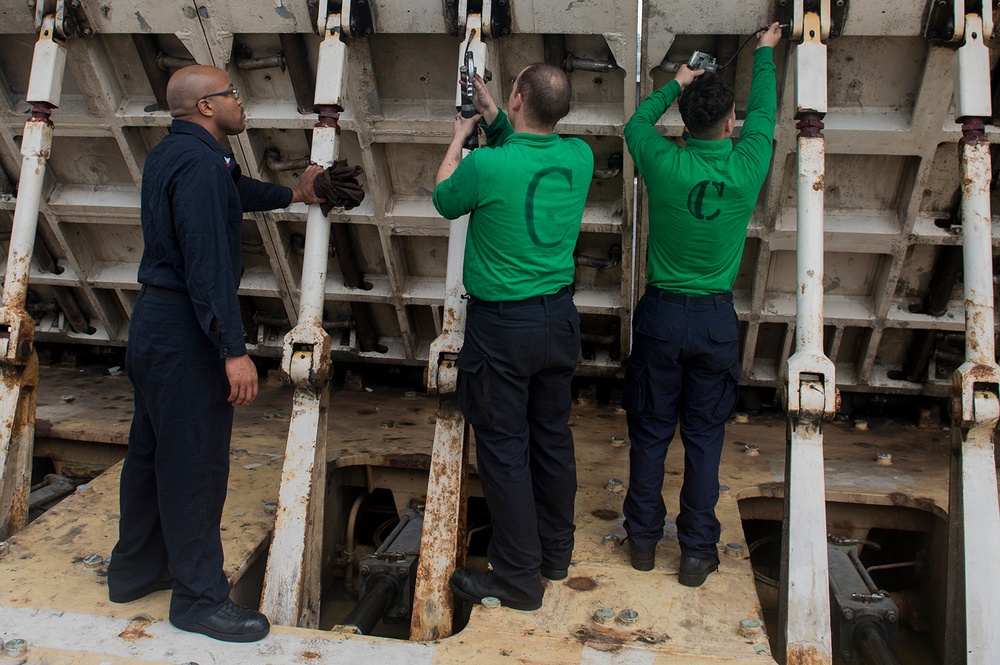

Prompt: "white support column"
[944,14,1000,664]
[261,14,348,629]
[779,9,834,665]
[0,16,66,539]
[412,14,487,642]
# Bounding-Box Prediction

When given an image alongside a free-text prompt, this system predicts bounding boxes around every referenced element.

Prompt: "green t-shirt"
[625,47,777,295]
[433,110,594,301]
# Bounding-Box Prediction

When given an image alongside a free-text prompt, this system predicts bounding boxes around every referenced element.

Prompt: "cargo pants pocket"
[457,350,494,430]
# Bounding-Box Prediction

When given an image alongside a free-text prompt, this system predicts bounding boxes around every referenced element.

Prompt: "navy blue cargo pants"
[107,288,234,627]
[622,286,740,559]
[457,287,580,598]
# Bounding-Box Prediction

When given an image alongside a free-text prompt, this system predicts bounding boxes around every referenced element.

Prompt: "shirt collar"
[170,119,230,157]
[507,132,561,145]
[684,136,735,155]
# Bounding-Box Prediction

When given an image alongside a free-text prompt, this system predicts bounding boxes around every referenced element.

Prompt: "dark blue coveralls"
[107,120,291,628]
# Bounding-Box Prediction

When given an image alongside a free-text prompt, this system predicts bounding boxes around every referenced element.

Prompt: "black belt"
[141,284,190,303]
[647,285,732,305]
[470,285,573,310]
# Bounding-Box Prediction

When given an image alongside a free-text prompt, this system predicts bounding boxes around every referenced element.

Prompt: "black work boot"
[174,600,270,643]
[629,543,655,572]
[678,554,720,587]
[449,567,543,611]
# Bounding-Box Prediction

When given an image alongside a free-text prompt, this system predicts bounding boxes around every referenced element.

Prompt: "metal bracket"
[282,326,334,388]
[785,356,840,419]
[447,0,512,38]
[28,0,93,39]
[314,0,376,38]
[776,0,848,41]
[0,308,37,367]
[925,0,995,44]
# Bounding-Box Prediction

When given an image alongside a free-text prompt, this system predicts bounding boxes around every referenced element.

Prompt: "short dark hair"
[515,63,571,129]
[678,74,735,139]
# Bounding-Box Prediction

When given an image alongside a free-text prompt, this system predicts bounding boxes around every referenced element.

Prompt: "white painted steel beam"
[413,14,487,641]
[944,14,1000,664]
[262,13,347,629]
[0,16,65,540]
[780,10,833,665]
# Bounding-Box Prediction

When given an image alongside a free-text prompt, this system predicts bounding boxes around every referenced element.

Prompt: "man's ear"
[197,98,215,118]
[724,114,735,136]
[510,91,523,113]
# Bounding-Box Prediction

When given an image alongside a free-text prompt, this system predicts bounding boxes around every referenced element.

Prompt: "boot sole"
[175,621,270,643]
[449,579,543,611]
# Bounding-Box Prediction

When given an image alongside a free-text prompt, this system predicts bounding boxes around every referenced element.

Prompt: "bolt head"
[359,565,370,576]
[843,607,854,620]
[886,611,898,623]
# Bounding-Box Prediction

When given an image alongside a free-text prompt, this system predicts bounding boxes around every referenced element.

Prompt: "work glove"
[314,159,366,214]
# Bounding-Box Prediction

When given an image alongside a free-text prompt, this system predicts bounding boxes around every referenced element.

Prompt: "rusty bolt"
[719,485,730,494]
[264,502,278,513]
[614,406,626,415]
[725,543,744,559]
[875,452,892,466]
[738,618,761,639]
[733,411,749,424]
[4,639,27,657]
[76,483,93,495]
[843,607,854,620]
[404,391,418,398]
[744,444,760,456]
[610,435,626,448]
[602,534,619,547]
[593,608,615,625]
[606,478,623,492]
[83,554,104,569]
[617,609,639,625]
[0,541,10,558]
[481,596,501,610]
[853,419,868,431]
[381,420,395,429]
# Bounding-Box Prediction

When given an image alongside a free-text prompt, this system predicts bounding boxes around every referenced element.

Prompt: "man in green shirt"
[622,23,781,587]
[434,64,593,610]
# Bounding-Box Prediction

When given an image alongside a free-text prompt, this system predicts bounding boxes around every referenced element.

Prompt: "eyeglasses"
[201,87,240,101]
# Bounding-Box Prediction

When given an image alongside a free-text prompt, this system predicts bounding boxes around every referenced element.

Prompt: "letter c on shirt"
[525,166,573,248]
[687,180,726,221]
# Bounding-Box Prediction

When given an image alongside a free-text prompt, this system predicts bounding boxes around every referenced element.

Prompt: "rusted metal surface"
[786,645,828,665]
[260,385,329,628]
[410,399,469,641]
[780,384,833,665]
[945,16,1000,658]
[0,352,38,540]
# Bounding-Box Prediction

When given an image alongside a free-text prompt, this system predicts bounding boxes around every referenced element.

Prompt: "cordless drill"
[459,33,478,151]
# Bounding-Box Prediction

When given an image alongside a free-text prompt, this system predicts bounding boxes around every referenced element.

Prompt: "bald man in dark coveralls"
[106,65,325,642]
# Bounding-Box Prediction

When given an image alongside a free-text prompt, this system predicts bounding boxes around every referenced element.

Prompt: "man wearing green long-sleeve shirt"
[434,64,593,611]
[622,23,781,587]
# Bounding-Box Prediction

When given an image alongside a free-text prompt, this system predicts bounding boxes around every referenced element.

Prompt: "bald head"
[514,64,571,131]
[166,65,231,119]
[165,65,245,141]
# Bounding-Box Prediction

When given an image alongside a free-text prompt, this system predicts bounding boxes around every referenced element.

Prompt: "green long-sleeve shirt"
[625,47,777,294]
[433,110,594,301]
